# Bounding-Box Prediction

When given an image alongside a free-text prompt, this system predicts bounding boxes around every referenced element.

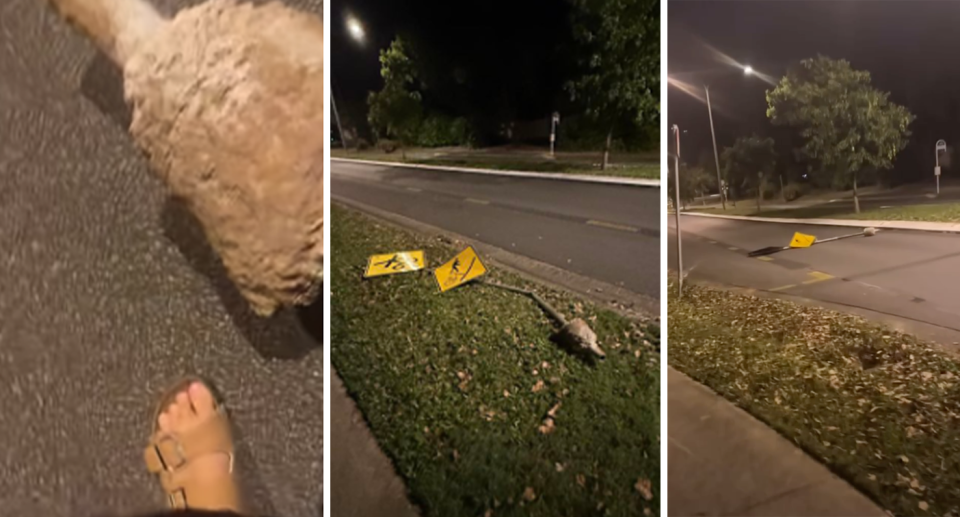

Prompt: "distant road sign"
[364,251,425,278]
[937,139,947,152]
[434,247,487,293]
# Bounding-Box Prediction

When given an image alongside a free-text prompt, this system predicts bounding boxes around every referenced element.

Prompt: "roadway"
[669,214,960,346]
[331,160,662,301]
[0,1,322,515]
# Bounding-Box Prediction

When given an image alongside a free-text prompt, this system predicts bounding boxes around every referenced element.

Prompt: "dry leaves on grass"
[523,487,536,502]
[635,478,653,500]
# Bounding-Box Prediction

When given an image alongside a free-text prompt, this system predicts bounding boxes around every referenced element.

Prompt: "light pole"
[334,14,367,150]
[672,124,684,296]
[704,85,724,210]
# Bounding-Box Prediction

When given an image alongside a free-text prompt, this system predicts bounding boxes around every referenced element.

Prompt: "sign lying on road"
[789,232,817,248]
[364,251,426,278]
[434,246,487,293]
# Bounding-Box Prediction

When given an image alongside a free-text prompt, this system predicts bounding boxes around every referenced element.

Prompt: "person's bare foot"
[148,380,242,512]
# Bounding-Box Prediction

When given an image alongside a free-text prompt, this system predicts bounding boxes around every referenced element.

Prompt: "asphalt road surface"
[331,160,661,301]
[0,1,322,515]
[669,214,960,346]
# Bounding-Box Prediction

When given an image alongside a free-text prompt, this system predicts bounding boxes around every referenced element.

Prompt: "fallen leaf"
[503,390,510,398]
[538,417,556,434]
[919,501,929,511]
[900,455,910,464]
[548,402,562,418]
[635,478,653,500]
[555,462,565,472]
[523,487,536,502]
[532,380,545,393]
[576,474,586,488]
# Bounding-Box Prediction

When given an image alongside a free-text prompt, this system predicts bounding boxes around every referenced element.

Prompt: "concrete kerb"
[331,157,661,188]
[683,210,960,233]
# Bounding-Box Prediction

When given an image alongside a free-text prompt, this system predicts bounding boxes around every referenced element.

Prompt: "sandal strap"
[144,407,234,476]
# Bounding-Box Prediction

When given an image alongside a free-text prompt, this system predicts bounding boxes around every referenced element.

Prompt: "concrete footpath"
[331,367,420,517]
[668,368,886,517]
[685,210,960,233]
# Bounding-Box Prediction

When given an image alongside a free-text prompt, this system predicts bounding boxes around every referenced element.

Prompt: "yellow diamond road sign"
[434,246,487,293]
[364,251,426,278]
[789,232,817,248]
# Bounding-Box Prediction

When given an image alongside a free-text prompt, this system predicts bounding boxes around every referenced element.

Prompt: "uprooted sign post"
[434,246,487,292]
[364,251,426,278]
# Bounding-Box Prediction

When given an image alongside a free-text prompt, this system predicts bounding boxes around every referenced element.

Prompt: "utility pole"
[331,82,348,150]
[550,112,560,157]
[672,124,684,296]
[705,85,725,210]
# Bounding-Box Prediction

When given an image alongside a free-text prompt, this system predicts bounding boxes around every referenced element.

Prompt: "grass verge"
[685,201,960,222]
[669,281,960,516]
[331,149,659,179]
[332,204,660,517]
[835,203,960,222]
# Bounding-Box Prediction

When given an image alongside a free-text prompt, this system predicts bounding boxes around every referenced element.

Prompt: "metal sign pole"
[936,139,946,195]
[672,124,683,296]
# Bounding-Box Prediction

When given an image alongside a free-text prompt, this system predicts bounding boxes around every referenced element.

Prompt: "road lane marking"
[586,220,639,233]
[755,256,774,262]
[802,271,834,285]
[770,284,796,292]
[464,198,490,205]
[406,187,422,192]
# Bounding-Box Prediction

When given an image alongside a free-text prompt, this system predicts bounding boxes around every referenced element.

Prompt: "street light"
[333,14,367,150]
[346,15,365,43]
[669,64,763,211]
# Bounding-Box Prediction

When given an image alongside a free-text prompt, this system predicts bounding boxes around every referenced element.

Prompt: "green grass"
[332,205,660,517]
[685,201,960,222]
[834,203,960,222]
[331,148,659,179]
[670,281,960,516]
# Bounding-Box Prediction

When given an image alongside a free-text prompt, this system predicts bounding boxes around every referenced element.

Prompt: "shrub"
[377,139,399,154]
[782,182,803,202]
[355,138,371,151]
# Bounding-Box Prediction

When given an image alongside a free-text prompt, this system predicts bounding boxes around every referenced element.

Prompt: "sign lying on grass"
[364,251,426,278]
[789,232,817,248]
[434,246,487,292]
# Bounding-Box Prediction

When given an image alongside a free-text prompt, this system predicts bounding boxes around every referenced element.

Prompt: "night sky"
[331,0,575,133]
[669,1,960,183]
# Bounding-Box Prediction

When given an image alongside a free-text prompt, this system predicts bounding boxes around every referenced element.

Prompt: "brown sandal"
[143,377,242,511]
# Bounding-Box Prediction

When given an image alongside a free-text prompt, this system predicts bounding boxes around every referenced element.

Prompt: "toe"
[189,381,216,418]
[158,412,172,433]
[166,400,181,428]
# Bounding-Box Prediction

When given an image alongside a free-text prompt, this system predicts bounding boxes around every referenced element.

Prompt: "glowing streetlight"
[744,65,754,76]
[347,15,365,42]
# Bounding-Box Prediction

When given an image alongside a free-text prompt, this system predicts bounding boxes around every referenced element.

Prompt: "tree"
[367,38,424,155]
[721,135,777,203]
[567,0,659,170]
[767,56,914,213]
[669,164,715,209]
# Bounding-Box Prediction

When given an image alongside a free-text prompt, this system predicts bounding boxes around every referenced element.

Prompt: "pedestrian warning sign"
[364,251,426,278]
[434,246,487,292]
[789,232,816,248]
